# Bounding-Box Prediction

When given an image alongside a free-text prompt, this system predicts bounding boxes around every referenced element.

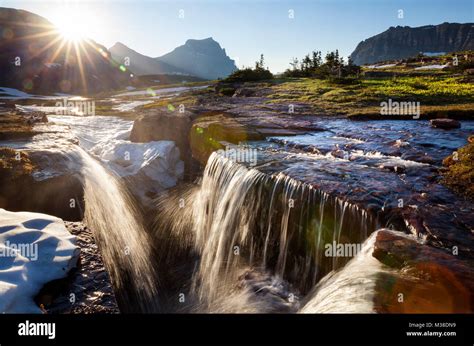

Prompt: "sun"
[50,8,97,42]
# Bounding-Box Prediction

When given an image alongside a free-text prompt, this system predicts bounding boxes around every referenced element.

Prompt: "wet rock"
[16,110,49,124]
[378,164,406,174]
[430,118,461,129]
[130,108,193,162]
[0,150,84,221]
[256,128,306,136]
[400,152,435,164]
[372,229,474,313]
[45,222,120,314]
[236,269,300,313]
[190,112,262,164]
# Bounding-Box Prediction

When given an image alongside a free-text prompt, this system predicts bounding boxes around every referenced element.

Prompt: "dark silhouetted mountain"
[350,23,474,65]
[0,7,131,95]
[110,38,237,80]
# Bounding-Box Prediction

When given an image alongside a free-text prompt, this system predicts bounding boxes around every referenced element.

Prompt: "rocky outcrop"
[372,229,474,313]
[350,23,474,65]
[0,148,85,221]
[130,109,193,159]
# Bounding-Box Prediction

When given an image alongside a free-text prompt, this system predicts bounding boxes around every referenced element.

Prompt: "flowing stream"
[152,119,473,313]
[154,152,378,312]
[3,101,472,313]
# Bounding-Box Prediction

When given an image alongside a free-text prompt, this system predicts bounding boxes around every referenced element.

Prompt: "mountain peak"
[111,42,128,48]
[184,37,221,50]
[158,37,236,79]
[350,22,474,65]
[185,37,215,43]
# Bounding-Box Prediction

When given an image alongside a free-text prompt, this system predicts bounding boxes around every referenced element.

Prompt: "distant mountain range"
[2,6,471,96]
[109,38,237,80]
[0,7,131,95]
[350,22,474,65]
[0,7,236,95]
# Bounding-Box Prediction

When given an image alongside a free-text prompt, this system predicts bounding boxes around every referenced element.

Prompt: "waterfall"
[75,147,159,312]
[155,152,379,311]
[299,230,389,313]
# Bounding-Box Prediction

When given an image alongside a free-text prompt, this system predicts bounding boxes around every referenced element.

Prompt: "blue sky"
[2,0,473,72]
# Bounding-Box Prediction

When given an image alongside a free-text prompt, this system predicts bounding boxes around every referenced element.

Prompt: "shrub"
[224,67,273,83]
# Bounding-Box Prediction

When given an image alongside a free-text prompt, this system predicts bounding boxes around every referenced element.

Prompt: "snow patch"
[0,87,83,100]
[112,100,153,112]
[16,104,83,116]
[113,85,207,97]
[91,140,184,189]
[415,64,449,70]
[366,64,397,69]
[0,209,79,313]
[48,115,184,191]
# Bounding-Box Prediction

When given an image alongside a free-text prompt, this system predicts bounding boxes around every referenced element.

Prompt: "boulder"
[372,229,474,313]
[0,149,84,221]
[130,109,193,161]
[430,118,461,129]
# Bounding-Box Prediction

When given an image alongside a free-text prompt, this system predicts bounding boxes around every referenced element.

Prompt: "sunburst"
[20,13,129,94]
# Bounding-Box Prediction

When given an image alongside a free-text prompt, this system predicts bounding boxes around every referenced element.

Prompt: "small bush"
[224,68,273,83]
[220,87,236,96]
[328,76,361,85]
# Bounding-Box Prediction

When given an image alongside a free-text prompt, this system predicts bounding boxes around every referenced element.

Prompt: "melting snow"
[366,64,397,69]
[0,209,79,313]
[112,100,153,112]
[113,85,207,97]
[415,64,449,70]
[0,87,84,100]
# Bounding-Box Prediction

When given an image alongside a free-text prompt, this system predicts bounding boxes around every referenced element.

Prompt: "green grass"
[267,76,474,116]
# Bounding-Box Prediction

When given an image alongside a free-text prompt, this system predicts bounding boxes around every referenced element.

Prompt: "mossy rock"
[442,136,474,199]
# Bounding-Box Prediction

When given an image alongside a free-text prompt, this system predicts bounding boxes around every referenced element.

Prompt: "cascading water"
[76,147,159,312]
[8,117,161,312]
[155,152,379,312]
[299,230,389,313]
